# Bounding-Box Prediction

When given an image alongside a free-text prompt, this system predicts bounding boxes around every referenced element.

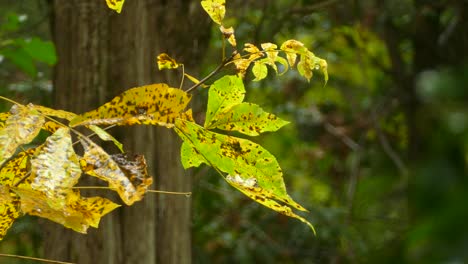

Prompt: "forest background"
[0,0,467,263]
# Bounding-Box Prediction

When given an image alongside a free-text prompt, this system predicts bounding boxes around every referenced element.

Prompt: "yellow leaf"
[30,127,82,210]
[105,0,125,13]
[232,54,251,78]
[201,0,225,25]
[220,26,236,47]
[69,84,192,128]
[80,140,152,205]
[157,53,180,70]
[0,186,21,240]
[0,104,45,166]
[13,187,120,233]
[32,104,77,121]
[0,112,10,128]
[226,174,316,234]
[244,43,263,61]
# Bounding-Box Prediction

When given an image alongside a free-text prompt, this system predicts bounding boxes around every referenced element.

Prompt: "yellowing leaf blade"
[88,125,124,153]
[30,127,82,210]
[206,102,289,136]
[252,61,268,81]
[69,84,192,127]
[105,0,125,13]
[157,53,179,70]
[175,119,307,212]
[201,0,225,25]
[0,186,22,240]
[0,104,45,166]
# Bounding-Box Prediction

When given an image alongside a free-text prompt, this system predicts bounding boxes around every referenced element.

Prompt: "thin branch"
[323,122,360,151]
[0,253,75,264]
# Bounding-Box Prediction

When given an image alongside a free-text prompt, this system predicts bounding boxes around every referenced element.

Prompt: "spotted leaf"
[204,75,245,128]
[105,0,125,13]
[175,119,307,212]
[205,102,289,136]
[157,53,179,70]
[80,140,152,205]
[226,174,315,234]
[69,84,192,128]
[12,187,120,233]
[201,0,225,25]
[0,104,45,166]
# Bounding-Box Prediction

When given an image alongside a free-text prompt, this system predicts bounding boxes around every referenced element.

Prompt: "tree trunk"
[45,1,209,263]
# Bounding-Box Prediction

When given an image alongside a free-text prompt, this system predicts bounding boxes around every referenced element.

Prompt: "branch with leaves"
[0,0,329,245]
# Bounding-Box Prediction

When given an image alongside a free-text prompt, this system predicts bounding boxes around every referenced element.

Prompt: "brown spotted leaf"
[30,127,82,210]
[12,187,120,233]
[80,140,152,205]
[205,102,289,136]
[220,25,236,47]
[0,112,10,128]
[69,84,192,128]
[0,148,35,240]
[175,119,307,212]
[204,75,245,128]
[0,104,45,166]
[32,104,77,121]
[226,174,315,234]
[157,53,180,70]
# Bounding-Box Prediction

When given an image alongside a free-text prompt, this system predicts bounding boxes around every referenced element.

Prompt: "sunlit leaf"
[275,56,289,75]
[252,61,268,81]
[157,53,179,70]
[30,127,81,210]
[220,26,236,47]
[244,43,263,61]
[0,113,10,128]
[201,0,225,25]
[80,140,152,205]
[297,54,313,82]
[105,0,125,13]
[12,187,120,233]
[226,174,315,234]
[42,121,62,133]
[32,104,77,120]
[180,142,206,169]
[0,104,45,166]
[205,102,289,136]
[175,119,307,212]
[88,125,124,153]
[204,75,245,128]
[69,84,192,128]
[0,148,35,240]
[232,53,251,78]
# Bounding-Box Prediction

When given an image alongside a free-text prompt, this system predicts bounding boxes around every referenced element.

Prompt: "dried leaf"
[30,127,82,210]
[80,140,152,205]
[13,187,120,233]
[205,102,289,136]
[105,0,125,13]
[69,84,192,128]
[0,104,45,166]
[175,119,307,212]
[204,75,245,128]
[201,0,225,25]
[157,53,179,70]
[232,53,251,78]
[220,26,236,47]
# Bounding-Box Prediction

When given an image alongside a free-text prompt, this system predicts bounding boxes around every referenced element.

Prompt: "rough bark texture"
[45,1,210,263]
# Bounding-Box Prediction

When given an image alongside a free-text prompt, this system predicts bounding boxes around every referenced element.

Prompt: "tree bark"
[45,1,209,263]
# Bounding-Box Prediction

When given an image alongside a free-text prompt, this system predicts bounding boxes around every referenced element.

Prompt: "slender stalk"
[0,253,74,264]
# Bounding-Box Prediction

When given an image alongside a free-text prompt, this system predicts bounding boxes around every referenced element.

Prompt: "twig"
[0,253,74,264]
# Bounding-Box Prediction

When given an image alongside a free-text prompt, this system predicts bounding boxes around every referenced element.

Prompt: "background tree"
[44,0,209,263]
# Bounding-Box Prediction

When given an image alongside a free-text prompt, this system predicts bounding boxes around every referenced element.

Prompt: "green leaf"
[205,102,289,136]
[201,0,225,25]
[18,38,57,65]
[88,125,124,153]
[252,61,268,81]
[204,75,245,128]
[175,119,307,212]
[180,142,206,169]
[1,47,36,77]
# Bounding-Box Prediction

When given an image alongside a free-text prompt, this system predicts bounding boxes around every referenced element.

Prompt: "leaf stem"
[72,186,192,196]
[185,52,237,93]
[0,253,75,264]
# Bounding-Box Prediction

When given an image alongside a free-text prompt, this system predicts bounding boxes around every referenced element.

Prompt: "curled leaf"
[105,0,125,13]
[88,125,124,153]
[69,84,192,128]
[201,0,225,25]
[252,61,268,81]
[30,127,82,210]
[80,140,152,205]
[0,104,45,166]
[220,26,237,47]
[157,53,180,70]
